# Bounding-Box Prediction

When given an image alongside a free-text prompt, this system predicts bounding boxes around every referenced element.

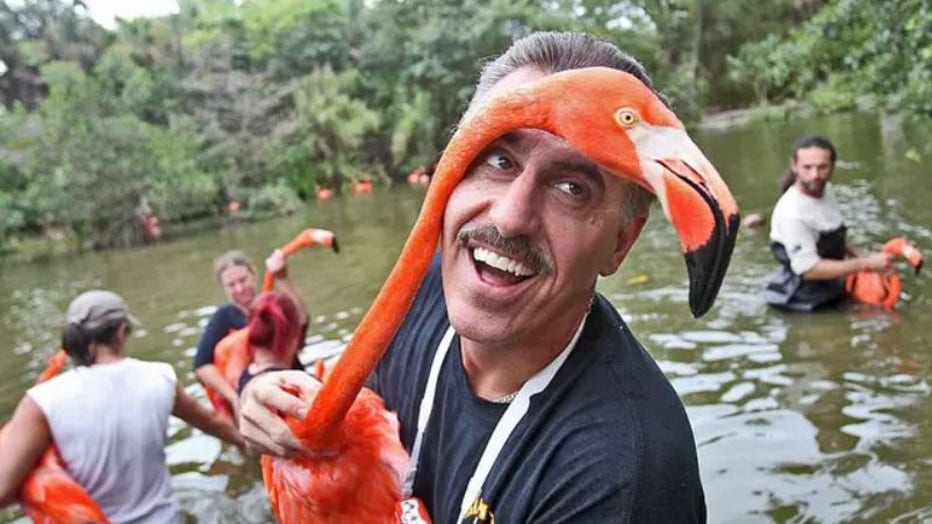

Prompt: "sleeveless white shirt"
[28,357,181,524]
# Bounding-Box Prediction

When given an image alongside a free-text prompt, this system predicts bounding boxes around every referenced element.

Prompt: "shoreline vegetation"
[0,100,883,265]
[1,0,927,261]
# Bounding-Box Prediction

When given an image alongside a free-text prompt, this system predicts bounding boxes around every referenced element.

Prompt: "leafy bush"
[728,0,932,118]
[246,180,302,216]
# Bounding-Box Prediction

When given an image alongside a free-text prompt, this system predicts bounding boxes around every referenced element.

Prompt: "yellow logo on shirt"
[463,495,496,523]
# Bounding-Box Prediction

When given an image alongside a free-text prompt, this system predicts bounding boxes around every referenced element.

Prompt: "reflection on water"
[1,112,930,523]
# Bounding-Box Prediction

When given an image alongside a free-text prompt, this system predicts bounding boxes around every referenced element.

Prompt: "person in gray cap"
[0,289,245,523]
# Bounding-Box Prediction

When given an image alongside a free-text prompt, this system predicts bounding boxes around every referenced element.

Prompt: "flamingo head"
[465,67,740,317]
[883,237,923,274]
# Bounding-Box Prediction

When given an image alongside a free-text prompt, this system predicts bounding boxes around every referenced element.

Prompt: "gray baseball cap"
[66,290,140,331]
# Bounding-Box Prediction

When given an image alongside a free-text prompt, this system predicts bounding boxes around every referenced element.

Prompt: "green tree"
[271,66,379,197]
[727,0,932,117]
[0,0,110,109]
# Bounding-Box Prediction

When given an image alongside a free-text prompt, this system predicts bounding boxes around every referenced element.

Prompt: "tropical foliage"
[727,0,932,116]
[0,0,926,252]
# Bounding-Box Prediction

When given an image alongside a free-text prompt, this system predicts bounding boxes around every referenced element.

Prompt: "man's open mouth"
[470,246,537,286]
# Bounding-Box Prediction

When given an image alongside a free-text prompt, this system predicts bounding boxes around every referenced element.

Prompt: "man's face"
[441,69,646,348]
[219,264,256,309]
[793,146,834,198]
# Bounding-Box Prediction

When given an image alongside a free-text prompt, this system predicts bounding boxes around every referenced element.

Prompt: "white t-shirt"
[770,184,845,275]
[27,357,181,524]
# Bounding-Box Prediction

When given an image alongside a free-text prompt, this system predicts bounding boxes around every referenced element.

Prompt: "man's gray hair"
[469,31,657,220]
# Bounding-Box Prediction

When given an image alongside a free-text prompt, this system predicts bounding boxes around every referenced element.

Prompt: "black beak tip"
[915,260,922,275]
[689,296,713,318]
[331,237,340,254]
[685,213,739,318]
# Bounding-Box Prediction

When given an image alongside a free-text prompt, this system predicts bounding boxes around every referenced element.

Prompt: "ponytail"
[780,167,796,194]
[62,323,94,366]
[61,319,126,366]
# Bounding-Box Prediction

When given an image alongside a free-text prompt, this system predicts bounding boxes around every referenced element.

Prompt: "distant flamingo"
[260,67,739,522]
[0,352,110,523]
[316,187,334,201]
[846,237,923,309]
[406,169,423,186]
[350,178,374,195]
[206,228,339,419]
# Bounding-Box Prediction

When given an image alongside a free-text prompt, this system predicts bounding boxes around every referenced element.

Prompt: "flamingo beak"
[639,130,740,317]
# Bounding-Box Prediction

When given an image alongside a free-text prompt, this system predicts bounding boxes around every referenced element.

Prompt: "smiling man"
[241,32,706,523]
[765,136,891,311]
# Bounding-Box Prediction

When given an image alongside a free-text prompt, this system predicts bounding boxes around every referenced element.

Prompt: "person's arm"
[194,310,241,414]
[802,252,891,281]
[845,242,864,258]
[0,397,52,506]
[172,384,245,448]
[777,217,890,281]
[239,370,320,457]
[195,365,240,417]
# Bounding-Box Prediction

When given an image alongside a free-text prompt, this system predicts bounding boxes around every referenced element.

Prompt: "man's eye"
[555,181,584,196]
[484,153,514,171]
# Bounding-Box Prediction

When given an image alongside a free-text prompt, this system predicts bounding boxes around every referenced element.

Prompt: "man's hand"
[239,370,319,457]
[861,252,893,272]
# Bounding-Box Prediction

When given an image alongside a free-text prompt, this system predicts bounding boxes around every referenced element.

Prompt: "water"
[1,112,930,523]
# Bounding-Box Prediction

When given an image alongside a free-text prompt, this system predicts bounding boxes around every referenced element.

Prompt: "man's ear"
[599,215,648,277]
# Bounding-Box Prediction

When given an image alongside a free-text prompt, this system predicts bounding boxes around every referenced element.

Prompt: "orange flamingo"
[206,228,339,419]
[259,67,739,523]
[350,178,374,195]
[0,352,111,523]
[846,237,923,309]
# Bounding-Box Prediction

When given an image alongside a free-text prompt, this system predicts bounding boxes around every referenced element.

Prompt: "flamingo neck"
[300,92,551,448]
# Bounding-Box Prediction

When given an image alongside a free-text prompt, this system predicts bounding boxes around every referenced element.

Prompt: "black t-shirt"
[369,259,706,523]
[194,302,305,371]
[194,303,246,369]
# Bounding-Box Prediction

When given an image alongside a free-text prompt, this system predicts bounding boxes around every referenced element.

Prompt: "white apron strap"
[399,315,587,523]
[402,325,456,497]
[456,317,586,521]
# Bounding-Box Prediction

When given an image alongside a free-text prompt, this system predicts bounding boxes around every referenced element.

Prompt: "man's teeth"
[472,247,535,277]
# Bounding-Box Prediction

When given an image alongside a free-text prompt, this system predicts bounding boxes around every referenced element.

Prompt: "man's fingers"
[253,379,312,419]
[238,370,320,457]
[239,400,306,456]
[241,420,297,456]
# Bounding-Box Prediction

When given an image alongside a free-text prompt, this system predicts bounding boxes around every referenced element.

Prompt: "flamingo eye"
[615,108,639,128]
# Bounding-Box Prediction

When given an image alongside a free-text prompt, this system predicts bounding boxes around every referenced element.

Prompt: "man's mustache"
[457,224,553,275]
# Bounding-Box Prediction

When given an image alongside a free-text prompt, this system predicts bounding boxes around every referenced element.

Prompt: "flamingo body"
[0,352,111,523]
[262,388,409,524]
[846,237,923,309]
[207,328,251,419]
[36,350,69,384]
[351,180,374,194]
[18,446,110,524]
